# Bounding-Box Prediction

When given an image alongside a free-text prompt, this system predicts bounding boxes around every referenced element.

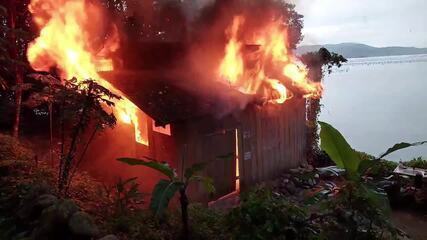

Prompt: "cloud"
[291,0,427,47]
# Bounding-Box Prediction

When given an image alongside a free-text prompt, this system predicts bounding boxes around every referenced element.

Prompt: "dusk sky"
[291,0,427,48]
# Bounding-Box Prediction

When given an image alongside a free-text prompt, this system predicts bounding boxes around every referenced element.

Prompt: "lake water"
[319,54,427,162]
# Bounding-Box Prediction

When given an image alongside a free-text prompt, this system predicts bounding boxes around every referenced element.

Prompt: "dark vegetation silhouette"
[301,47,347,166]
[25,75,119,194]
[2,1,424,240]
[118,157,215,240]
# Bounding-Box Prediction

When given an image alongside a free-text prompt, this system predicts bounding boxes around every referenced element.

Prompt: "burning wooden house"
[93,40,314,201]
[26,1,322,202]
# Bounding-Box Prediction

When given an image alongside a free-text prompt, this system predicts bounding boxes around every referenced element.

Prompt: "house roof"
[101,41,304,125]
[101,70,255,126]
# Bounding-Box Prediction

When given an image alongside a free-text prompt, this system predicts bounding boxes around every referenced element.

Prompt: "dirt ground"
[391,210,427,240]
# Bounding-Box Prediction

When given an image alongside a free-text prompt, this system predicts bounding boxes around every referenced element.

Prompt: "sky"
[290,0,427,48]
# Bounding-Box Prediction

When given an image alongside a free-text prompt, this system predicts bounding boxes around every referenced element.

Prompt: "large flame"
[219,16,322,104]
[27,0,148,145]
[219,16,245,87]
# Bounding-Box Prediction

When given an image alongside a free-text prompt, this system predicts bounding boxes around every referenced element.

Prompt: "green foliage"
[379,141,427,159]
[26,75,120,193]
[104,205,230,240]
[190,175,215,194]
[58,79,119,192]
[150,179,182,218]
[319,121,361,177]
[102,177,143,217]
[269,0,304,49]
[118,157,176,179]
[318,122,400,239]
[356,151,375,161]
[364,159,398,179]
[303,50,347,166]
[317,182,397,240]
[355,151,397,179]
[403,157,427,169]
[301,48,347,80]
[319,48,348,73]
[228,187,316,240]
[117,157,214,217]
[187,204,230,240]
[118,157,215,239]
[319,121,426,177]
[105,211,178,240]
[184,162,207,179]
[0,2,32,95]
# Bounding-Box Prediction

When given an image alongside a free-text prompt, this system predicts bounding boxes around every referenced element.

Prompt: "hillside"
[296,43,427,58]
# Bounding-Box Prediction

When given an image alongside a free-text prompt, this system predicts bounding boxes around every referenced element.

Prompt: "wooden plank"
[237,127,244,190]
[251,107,259,183]
[240,112,249,187]
[275,107,281,176]
[281,104,288,169]
[260,108,266,180]
[203,128,236,199]
[267,109,273,177]
[243,108,254,186]
[279,104,285,170]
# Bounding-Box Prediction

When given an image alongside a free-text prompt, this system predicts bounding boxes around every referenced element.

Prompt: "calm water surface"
[320,54,427,161]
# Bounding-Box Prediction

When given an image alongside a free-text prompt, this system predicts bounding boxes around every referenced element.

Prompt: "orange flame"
[266,79,288,104]
[27,0,148,145]
[219,16,245,88]
[219,16,322,103]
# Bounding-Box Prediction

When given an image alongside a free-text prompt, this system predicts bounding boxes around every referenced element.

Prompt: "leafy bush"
[104,205,230,240]
[188,204,230,240]
[315,182,397,239]
[318,122,399,239]
[0,133,34,162]
[117,157,215,239]
[105,210,179,240]
[100,177,143,217]
[354,152,397,179]
[356,151,375,161]
[228,186,316,240]
[404,157,427,169]
[0,134,34,178]
[365,160,398,179]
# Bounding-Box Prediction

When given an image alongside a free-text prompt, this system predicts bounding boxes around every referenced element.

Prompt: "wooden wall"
[169,97,307,202]
[83,96,306,203]
[171,115,239,202]
[239,98,307,188]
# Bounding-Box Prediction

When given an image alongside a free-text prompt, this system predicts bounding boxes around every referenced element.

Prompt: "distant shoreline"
[341,54,427,67]
[347,53,427,60]
[297,43,427,59]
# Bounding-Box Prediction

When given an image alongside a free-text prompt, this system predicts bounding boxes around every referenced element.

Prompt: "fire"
[266,79,288,104]
[219,16,244,87]
[218,16,322,104]
[27,0,148,145]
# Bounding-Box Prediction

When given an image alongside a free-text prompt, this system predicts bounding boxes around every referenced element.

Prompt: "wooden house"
[87,42,307,202]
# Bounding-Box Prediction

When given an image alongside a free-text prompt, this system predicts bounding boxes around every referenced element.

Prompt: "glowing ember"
[219,16,322,103]
[27,0,148,145]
